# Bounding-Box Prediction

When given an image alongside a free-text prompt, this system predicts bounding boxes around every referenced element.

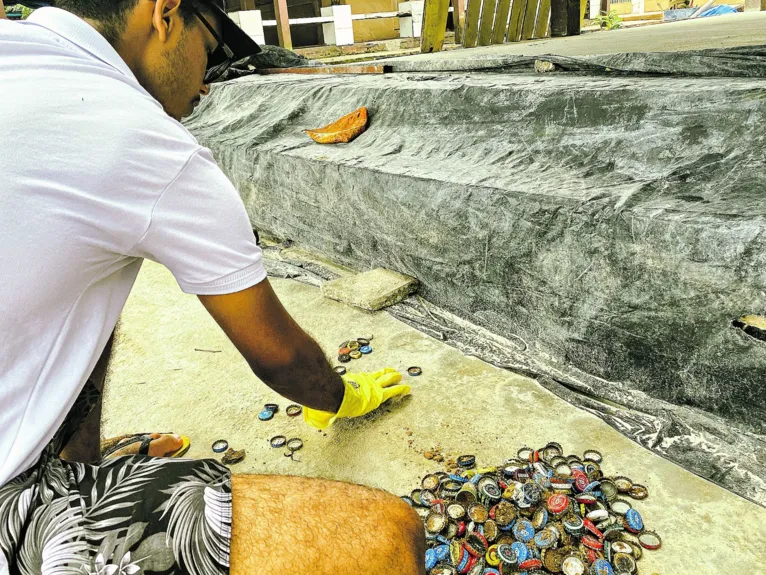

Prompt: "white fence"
[229,1,426,47]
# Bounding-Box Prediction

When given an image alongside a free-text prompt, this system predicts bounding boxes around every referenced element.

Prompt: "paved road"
[389,12,766,61]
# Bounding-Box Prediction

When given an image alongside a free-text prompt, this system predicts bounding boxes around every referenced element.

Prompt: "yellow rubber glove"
[303,368,411,429]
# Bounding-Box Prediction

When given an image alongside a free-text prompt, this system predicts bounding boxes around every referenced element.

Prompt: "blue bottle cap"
[257,410,274,421]
[434,544,450,562]
[624,508,644,532]
[425,548,437,570]
[211,439,229,453]
[360,345,372,354]
[510,541,528,563]
[590,558,614,575]
[584,481,601,493]
[512,519,535,543]
[533,529,557,549]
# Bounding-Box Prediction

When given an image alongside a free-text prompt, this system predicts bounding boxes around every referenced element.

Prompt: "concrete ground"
[104,260,766,574]
[384,11,766,63]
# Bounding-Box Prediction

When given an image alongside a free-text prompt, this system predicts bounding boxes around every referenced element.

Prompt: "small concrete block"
[321,268,418,311]
[321,5,355,46]
[399,1,424,38]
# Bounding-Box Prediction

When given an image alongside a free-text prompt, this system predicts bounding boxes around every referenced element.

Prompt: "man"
[0,1,425,574]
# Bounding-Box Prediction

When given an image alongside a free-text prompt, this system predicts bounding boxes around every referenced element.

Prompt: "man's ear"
[151,0,183,43]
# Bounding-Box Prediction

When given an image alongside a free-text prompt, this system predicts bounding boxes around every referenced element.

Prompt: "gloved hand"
[303,368,411,429]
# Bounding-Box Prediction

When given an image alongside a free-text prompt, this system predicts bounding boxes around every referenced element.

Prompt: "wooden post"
[421,0,451,52]
[274,0,293,49]
[535,0,550,37]
[241,0,256,10]
[506,0,525,41]
[462,0,482,47]
[492,0,513,43]
[313,0,325,45]
[600,0,608,14]
[566,0,580,35]
[520,0,538,40]
[478,0,499,45]
[453,0,466,43]
[550,0,567,35]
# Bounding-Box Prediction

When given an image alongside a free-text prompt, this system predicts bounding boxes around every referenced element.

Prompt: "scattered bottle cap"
[257,409,274,421]
[269,435,287,448]
[211,439,229,453]
[286,404,303,417]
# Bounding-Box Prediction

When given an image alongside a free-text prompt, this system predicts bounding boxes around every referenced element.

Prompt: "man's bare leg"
[60,330,181,462]
[231,475,426,575]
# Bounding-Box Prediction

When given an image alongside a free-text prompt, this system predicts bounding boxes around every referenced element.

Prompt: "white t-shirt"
[0,9,267,489]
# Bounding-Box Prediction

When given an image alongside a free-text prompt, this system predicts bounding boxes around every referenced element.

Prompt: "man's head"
[57,0,231,119]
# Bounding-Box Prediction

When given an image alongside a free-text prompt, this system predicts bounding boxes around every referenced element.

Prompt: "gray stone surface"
[321,267,418,311]
[185,48,766,503]
[104,261,766,575]
[383,46,766,77]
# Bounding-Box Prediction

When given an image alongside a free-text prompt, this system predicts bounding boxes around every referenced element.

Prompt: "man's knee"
[365,490,425,574]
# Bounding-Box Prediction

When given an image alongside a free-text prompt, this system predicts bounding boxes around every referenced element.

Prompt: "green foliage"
[594,9,623,30]
[6,4,35,19]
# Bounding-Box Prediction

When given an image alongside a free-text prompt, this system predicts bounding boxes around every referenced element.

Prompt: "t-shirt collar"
[27,7,136,80]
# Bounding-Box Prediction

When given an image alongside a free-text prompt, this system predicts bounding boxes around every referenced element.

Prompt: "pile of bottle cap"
[337,336,373,364]
[403,443,661,575]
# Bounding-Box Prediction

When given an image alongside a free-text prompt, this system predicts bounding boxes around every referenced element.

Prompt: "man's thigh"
[231,475,425,575]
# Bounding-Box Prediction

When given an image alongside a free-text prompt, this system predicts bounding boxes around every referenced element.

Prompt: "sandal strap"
[101,432,175,458]
[102,433,150,458]
[138,436,153,456]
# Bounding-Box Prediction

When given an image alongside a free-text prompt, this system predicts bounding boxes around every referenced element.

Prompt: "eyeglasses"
[192,8,235,84]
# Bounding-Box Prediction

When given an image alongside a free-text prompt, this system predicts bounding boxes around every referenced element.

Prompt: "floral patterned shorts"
[0,381,232,575]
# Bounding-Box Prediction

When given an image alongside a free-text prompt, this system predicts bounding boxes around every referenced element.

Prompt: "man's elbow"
[245,346,304,392]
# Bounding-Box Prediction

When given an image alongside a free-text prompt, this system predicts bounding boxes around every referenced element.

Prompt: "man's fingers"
[381,384,411,402]
[376,370,403,388]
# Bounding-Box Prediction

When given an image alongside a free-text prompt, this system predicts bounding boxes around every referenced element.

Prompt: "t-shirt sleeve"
[130,147,267,295]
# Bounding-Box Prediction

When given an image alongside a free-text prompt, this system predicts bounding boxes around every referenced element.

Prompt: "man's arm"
[1,1,7,19]
[198,279,345,413]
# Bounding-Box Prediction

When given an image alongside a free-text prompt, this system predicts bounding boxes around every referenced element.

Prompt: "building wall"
[230,0,400,46]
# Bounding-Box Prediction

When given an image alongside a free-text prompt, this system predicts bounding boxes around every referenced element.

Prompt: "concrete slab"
[383,12,766,62]
[104,261,766,574]
[322,267,418,311]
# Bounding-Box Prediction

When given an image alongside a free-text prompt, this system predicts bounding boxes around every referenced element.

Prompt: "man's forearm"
[255,336,345,413]
[198,280,346,413]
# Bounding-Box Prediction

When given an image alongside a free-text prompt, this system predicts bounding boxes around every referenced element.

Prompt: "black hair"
[55,0,209,45]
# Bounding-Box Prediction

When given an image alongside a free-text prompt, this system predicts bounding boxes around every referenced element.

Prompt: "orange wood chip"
[305,107,368,144]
